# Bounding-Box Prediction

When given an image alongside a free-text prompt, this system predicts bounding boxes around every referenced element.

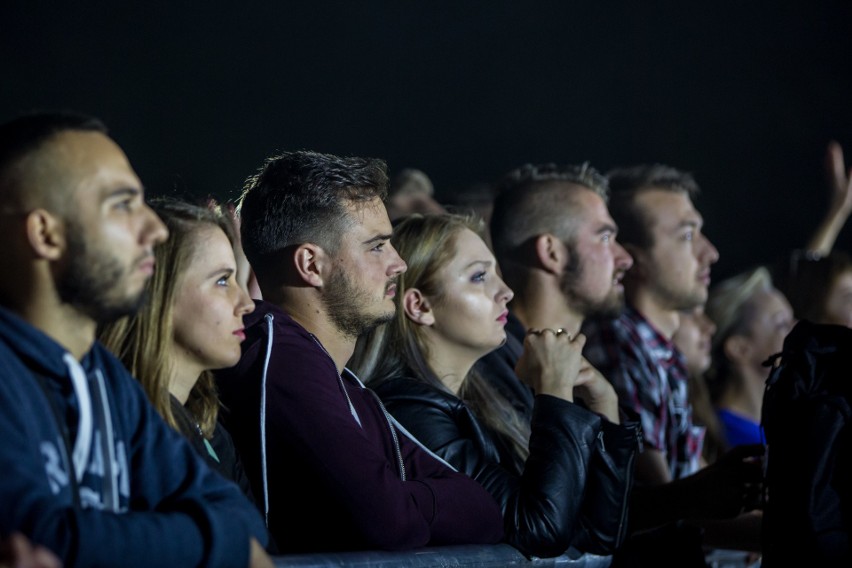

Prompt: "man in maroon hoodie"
[216,150,504,554]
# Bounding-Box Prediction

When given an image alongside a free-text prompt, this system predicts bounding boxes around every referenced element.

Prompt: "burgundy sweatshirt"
[216,300,504,553]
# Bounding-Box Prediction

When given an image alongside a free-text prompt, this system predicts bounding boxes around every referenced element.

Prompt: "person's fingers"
[827,140,848,191]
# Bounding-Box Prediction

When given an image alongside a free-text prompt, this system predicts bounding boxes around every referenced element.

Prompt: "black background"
[4,1,851,282]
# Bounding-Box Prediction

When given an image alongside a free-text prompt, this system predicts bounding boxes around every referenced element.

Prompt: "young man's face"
[559,189,633,318]
[632,189,719,312]
[50,130,169,323]
[321,197,407,339]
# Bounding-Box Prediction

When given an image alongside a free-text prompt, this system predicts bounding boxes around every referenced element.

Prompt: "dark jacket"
[375,375,640,559]
[0,306,268,568]
[215,301,504,553]
[169,396,258,508]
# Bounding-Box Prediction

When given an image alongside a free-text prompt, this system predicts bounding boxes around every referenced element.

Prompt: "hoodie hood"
[0,306,75,377]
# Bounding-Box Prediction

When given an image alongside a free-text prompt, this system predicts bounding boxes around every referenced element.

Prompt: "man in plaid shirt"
[582,165,765,558]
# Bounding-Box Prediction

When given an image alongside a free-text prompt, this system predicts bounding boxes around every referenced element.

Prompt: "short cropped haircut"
[606,164,700,251]
[489,162,608,276]
[237,150,389,281]
[0,111,106,210]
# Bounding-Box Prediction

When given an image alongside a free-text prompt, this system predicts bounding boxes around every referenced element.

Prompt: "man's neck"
[23,301,96,360]
[628,289,679,340]
[282,298,354,374]
[511,292,584,338]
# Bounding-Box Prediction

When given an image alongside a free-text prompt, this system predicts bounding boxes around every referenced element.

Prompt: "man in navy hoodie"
[0,112,272,567]
[216,150,504,553]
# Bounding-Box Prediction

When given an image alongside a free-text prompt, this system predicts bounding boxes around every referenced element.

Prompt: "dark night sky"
[3,1,851,282]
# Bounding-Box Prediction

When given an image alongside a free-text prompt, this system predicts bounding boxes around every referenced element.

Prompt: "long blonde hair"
[352,213,532,462]
[99,197,237,438]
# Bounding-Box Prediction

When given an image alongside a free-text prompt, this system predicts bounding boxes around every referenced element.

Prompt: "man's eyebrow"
[676,219,701,229]
[596,222,618,234]
[106,186,142,199]
[363,233,393,245]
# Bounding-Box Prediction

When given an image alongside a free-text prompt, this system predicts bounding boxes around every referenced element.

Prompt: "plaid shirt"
[583,306,704,479]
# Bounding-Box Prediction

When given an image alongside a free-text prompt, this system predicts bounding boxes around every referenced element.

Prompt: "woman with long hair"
[351,213,636,559]
[99,197,256,500]
[705,266,794,449]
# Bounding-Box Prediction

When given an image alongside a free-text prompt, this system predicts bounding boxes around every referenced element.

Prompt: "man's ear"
[403,288,435,326]
[534,233,565,275]
[26,209,65,260]
[293,243,325,287]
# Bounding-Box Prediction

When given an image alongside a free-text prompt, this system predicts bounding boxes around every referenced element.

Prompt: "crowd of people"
[1,110,849,567]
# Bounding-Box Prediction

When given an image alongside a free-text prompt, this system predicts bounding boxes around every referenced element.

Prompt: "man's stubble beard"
[559,250,626,320]
[56,220,148,325]
[322,268,397,340]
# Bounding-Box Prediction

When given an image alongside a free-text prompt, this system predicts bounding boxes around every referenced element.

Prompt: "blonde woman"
[351,213,637,559]
[705,266,794,448]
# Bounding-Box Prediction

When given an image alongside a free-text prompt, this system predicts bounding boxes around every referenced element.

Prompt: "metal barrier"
[272,545,612,567]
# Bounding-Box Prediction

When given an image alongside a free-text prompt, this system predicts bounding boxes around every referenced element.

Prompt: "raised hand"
[826,140,852,215]
[807,140,852,255]
[514,328,586,402]
[573,360,621,424]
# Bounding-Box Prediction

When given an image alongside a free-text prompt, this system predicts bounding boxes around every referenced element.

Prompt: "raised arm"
[806,140,852,256]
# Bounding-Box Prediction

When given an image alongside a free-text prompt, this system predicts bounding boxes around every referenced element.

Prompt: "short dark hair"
[489,162,608,276]
[0,111,107,208]
[605,164,700,250]
[237,150,389,280]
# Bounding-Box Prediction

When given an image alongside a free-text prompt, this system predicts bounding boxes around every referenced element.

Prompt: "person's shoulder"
[374,376,458,409]
[88,342,144,391]
[241,302,334,372]
[0,307,69,376]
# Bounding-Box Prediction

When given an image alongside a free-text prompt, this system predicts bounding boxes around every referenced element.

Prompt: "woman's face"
[673,307,716,377]
[822,269,852,328]
[741,287,795,371]
[426,228,514,359]
[171,225,255,372]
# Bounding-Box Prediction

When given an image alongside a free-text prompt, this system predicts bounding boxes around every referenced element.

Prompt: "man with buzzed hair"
[476,162,641,560]
[0,111,272,568]
[216,150,503,553]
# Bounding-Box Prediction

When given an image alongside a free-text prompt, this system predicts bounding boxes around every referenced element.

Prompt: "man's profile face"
[321,197,407,339]
[633,188,719,312]
[559,189,633,318]
[49,131,168,323]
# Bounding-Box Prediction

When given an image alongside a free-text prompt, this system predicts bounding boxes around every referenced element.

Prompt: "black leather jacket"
[374,376,641,559]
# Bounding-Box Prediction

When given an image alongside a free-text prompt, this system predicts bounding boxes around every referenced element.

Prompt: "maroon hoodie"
[216,300,504,553]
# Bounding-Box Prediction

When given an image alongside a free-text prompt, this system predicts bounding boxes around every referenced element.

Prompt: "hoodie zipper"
[308,334,406,481]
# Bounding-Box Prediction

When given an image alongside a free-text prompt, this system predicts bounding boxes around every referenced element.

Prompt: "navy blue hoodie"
[0,306,268,567]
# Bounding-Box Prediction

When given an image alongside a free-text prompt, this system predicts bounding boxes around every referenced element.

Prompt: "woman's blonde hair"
[704,265,774,400]
[352,213,531,463]
[99,197,237,438]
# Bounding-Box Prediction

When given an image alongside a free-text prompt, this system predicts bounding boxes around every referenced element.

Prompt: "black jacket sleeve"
[380,378,624,559]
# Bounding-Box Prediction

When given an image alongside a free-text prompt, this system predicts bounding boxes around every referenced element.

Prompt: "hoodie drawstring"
[260,313,274,527]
